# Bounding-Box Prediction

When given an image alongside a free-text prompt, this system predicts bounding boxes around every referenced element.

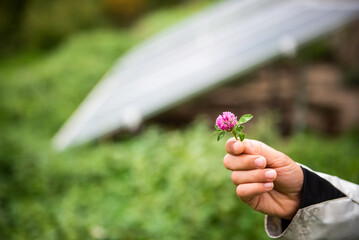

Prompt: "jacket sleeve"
[265,165,359,240]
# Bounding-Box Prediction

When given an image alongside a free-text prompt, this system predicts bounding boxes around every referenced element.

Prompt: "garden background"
[1,0,358,239]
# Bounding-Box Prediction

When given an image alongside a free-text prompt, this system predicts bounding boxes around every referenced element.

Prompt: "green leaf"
[236,125,244,132]
[214,124,220,130]
[212,129,222,135]
[217,131,225,141]
[235,130,241,139]
[234,125,243,139]
[231,128,238,140]
[238,114,253,124]
[239,132,246,141]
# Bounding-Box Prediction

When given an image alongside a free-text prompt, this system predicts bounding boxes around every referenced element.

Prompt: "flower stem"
[231,128,238,140]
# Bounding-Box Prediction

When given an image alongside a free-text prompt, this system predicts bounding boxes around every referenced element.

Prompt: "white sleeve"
[265,166,359,240]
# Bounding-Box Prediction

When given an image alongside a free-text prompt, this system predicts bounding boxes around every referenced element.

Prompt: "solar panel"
[53,0,359,150]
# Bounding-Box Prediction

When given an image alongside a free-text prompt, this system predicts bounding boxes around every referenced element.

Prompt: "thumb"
[225,138,245,155]
[243,139,288,167]
[226,138,284,164]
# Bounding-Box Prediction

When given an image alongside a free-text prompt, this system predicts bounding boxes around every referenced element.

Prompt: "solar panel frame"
[53,0,359,150]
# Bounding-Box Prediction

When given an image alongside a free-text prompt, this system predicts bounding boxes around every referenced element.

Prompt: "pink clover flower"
[216,111,237,131]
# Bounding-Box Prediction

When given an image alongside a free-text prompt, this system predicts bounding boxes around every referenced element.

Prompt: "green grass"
[0,0,358,239]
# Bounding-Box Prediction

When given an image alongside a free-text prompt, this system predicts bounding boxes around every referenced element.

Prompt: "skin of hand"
[224,138,304,220]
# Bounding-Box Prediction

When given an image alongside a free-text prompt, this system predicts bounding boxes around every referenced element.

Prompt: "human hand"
[223,138,304,219]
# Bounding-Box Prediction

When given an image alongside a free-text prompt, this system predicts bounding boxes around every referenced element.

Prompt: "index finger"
[225,138,245,155]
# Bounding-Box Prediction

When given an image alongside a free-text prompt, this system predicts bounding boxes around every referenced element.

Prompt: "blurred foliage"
[0,0,218,56]
[103,0,219,25]
[296,41,335,63]
[0,0,106,55]
[0,1,358,239]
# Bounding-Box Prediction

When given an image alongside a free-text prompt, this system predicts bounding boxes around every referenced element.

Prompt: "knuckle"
[236,185,247,197]
[231,171,239,184]
[223,154,231,169]
[260,146,270,158]
[254,142,264,155]
[225,138,235,153]
[252,140,266,156]
[243,157,252,169]
[255,170,264,182]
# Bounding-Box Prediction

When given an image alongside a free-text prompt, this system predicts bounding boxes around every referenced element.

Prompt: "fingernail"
[264,182,273,189]
[254,157,265,168]
[233,141,240,152]
[265,170,276,179]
